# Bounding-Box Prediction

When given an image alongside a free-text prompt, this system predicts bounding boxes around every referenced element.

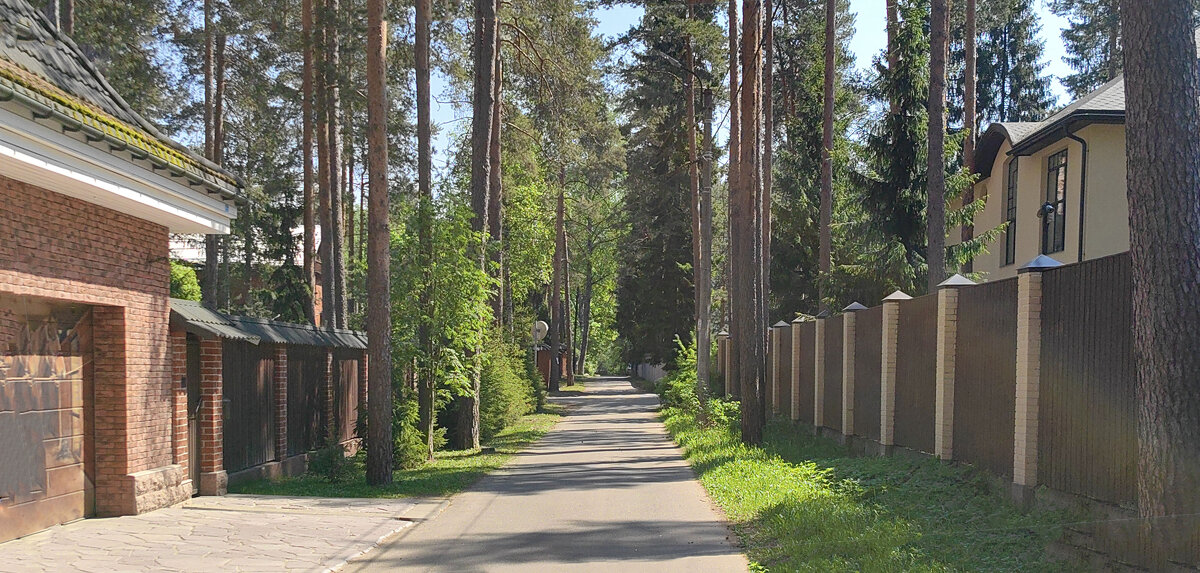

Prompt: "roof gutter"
[1064,127,1088,263]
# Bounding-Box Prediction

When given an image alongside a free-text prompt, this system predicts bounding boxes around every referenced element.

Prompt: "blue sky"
[429,1,1076,170]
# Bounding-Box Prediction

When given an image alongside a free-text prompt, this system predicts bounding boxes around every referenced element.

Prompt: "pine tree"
[1050,0,1122,98]
[974,0,1054,122]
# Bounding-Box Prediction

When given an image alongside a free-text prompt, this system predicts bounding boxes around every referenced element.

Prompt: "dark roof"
[170,299,261,343]
[0,0,244,202]
[169,298,366,349]
[227,315,367,350]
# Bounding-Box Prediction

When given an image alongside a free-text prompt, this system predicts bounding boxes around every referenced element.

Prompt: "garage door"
[0,304,92,543]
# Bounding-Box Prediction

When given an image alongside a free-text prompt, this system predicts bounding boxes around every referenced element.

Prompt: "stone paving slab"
[1,494,424,573]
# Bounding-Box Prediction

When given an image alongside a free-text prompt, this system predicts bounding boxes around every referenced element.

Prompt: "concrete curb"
[332,499,451,572]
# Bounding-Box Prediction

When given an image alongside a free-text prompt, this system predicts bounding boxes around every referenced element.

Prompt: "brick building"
[0,0,244,542]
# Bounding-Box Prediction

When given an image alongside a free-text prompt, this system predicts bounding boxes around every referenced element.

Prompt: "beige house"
[961,75,1130,279]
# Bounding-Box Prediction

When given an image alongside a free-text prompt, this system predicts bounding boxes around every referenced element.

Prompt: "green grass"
[555,381,586,393]
[230,412,559,498]
[662,407,1075,572]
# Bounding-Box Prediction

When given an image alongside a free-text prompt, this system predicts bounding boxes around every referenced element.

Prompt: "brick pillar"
[935,275,975,460]
[170,330,189,484]
[842,303,868,437]
[274,345,288,461]
[813,318,825,428]
[790,317,804,421]
[198,338,226,495]
[880,290,911,448]
[1013,256,1058,500]
[91,305,130,515]
[324,348,335,444]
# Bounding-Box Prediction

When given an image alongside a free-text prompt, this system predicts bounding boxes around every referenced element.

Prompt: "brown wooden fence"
[332,349,361,444]
[822,315,844,432]
[765,329,775,414]
[775,326,792,418]
[287,345,327,456]
[854,306,882,441]
[222,341,277,473]
[1039,253,1136,506]
[894,293,937,453]
[795,321,816,424]
[954,277,1018,477]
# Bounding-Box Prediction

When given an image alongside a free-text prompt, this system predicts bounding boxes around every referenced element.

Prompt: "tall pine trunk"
[819,0,834,313]
[926,0,949,292]
[202,0,218,309]
[698,87,715,398]
[458,0,498,451]
[325,0,347,329]
[685,29,704,398]
[549,176,565,393]
[1122,0,1200,563]
[488,23,504,325]
[761,0,773,326]
[415,0,436,461]
[302,0,317,324]
[886,0,898,116]
[733,0,764,444]
[961,0,976,272]
[316,0,332,328]
[726,0,740,392]
[364,0,392,486]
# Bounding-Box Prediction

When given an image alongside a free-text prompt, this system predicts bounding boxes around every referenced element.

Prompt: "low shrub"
[480,338,537,440]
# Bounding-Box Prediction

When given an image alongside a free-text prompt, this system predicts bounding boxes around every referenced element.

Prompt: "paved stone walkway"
[2,494,432,572]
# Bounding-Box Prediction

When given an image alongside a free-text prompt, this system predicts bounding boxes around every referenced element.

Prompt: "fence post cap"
[883,290,912,302]
[843,302,869,312]
[791,315,806,324]
[772,320,791,329]
[938,273,977,288]
[1018,254,1064,273]
[815,309,832,319]
[716,330,729,338]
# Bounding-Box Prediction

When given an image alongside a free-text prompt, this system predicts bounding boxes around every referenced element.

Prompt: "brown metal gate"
[954,278,1018,477]
[1039,253,1136,505]
[854,306,882,441]
[894,293,937,453]
[795,321,815,424]
[822,315,844,432]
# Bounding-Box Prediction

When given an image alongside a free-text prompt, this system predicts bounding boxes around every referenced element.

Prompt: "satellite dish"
[532,320,549,342]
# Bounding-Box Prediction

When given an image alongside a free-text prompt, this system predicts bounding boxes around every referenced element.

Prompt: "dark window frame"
[1042,149,1068,255]
[1004,159,1018,266]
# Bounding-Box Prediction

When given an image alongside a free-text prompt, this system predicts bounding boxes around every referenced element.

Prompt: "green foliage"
[170,261,202,301]
[257,264,311,323]
[392,396,444,470]
[660,407,1073,571]
[479,337,537,441]
[231,412,560,499]
[1048,0,1123,99]
[307,425,350,483]
[950,0,1055,125]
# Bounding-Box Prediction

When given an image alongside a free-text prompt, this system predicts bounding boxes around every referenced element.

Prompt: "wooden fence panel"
[796,321,816,424]
[332,349,360,443]
[222,341,276,473]
[954,278,1018,477]
[854,306,882,441]
[775,326,792,418]
[1039,253,1136,506]
[822,315,844,432]
[287,346,327,456]
[894,293,937,453]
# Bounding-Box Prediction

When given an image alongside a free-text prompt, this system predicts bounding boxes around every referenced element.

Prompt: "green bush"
[480,338,536,441]
[308,426,350,483]
[170,261,202,301]
[393,396,445,469]
[656,336,701,412]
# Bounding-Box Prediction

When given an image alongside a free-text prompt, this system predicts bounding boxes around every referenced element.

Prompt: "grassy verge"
[556,381,586,393]
[230,411,559,499]
[663,406,1074,572]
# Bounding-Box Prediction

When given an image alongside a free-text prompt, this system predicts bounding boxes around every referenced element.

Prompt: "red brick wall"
[170,330,188,482]
[198,339,222,474]
[0,175,173,515]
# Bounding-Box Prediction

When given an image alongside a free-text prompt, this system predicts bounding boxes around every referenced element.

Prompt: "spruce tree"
[1050,0,1123,98]
[976,0,1054,122]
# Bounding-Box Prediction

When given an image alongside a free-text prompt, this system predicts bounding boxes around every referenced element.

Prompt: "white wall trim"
[0,105,235,234]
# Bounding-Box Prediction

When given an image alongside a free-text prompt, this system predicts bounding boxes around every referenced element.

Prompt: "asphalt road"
[344,376,748,573]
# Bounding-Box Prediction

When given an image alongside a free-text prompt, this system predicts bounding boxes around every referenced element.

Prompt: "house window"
[1042,150,1068,254]
[1005,160,1018,266]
